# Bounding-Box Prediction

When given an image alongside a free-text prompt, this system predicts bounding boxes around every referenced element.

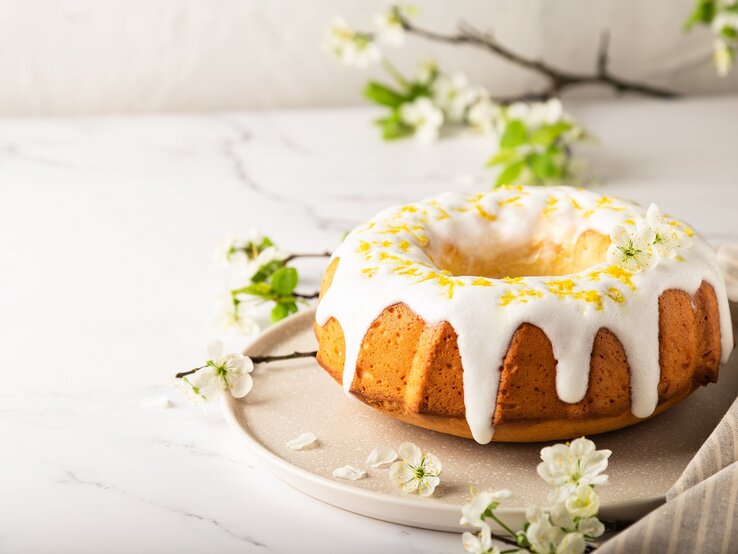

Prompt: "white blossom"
[506,98,564,127]
[645,204,682,258]
[366,446,398,468]
[537,437,611,503]
[564,484,600,519]
[389,442,442,496]
[332,465,367,480]
[287,432,319,450]
[606,225,658,273]
[467,95,503,136]
[373,11,404,46]
[525,506,564,554]
[325,17,381,67]
[713,39,734,77]
[433,73,478,121]
[415,58,438,84]
[177,340,254,403]
[215,296,260,337]
[712,12,738,33]
[462,527,500,554]
[400,98,444,143]
[556,532,586,554]
[460,489,513,528]
[577,515,605,539]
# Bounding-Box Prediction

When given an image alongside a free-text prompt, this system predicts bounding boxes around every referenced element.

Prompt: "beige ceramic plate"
[222,307,738,532]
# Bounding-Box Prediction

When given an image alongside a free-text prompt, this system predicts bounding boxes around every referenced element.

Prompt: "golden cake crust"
[314,257,723,442]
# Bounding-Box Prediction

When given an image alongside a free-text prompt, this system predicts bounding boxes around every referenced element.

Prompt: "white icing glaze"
[316,186,734,444]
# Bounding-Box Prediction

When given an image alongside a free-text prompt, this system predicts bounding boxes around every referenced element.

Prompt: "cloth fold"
[599,396,738,553]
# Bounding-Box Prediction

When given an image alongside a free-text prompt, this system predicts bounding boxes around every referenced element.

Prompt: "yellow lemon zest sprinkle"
[361,267,378,278]
[471,277,493,287]
[498,195,522,207]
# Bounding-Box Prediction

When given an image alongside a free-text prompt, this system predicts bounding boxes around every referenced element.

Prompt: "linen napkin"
[598,377,738,553]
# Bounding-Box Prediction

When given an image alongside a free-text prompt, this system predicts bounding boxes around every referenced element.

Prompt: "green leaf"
[684,0,716,30]
[529,122,572,146]
[271,266,298,296]
[529,152,561,180]
[251,259,284,283]
[494,159,526,188]
[486,148,519,167]
[232,282,272,299]
[499,120,528,148]
[381,116,414,141]
[406,84,431,100]
[363,81,407,108]
[270,301,298,322]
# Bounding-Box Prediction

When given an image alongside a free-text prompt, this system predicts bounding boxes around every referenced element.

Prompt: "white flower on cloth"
[389,442,442,496]
[433,73,478,122]
[324,17,381,67]
[645,204,683,258]
[177,340,254,403]
[467,95,503,136]
[524,506,565,554]
[332,465,366,481]
[400,98,444,143]
[556,532,586,554]
[564,484,600,519]
[286,432,319,451]
[537,437,611,503]
[460,489,513,528]
[713,39,735,77]
[606,225,658,272]
[366,446,398,468]
[462,527,500,554]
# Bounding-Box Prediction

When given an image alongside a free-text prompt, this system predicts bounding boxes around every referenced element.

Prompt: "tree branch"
[395,10,678,100]
[283,251,332,264]
[174,351,318,379]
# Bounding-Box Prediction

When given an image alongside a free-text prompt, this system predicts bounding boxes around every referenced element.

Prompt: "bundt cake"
[314,186,734,443]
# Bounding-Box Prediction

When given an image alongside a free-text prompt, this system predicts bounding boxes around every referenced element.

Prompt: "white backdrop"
[0,0,736,115]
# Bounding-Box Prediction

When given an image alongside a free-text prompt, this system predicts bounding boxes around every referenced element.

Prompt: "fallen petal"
[286,432,318,451]
[366,446,397,468]
[140,397,172,409]
[332,465,366,481]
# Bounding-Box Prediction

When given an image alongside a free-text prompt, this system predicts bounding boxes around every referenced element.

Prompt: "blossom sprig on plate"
[218,231,329,332]
[685,0,738,76]
[460,437,610,554]
[174,340,317,404]
[606,204,688,273]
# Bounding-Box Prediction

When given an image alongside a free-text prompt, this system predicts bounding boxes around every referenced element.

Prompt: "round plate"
[222,308,738,532]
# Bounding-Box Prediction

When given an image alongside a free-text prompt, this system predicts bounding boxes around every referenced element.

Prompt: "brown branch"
[293,291,320,300]
[175,351,318,379]
[395,10,678,100]
[283,251,332,264]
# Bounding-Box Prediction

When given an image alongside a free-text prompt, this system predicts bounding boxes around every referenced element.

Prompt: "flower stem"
[175,365,207,379]
[381,57,409,88]
[489,512,519,540]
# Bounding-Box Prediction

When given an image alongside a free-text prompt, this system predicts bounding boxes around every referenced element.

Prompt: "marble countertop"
[2,96,738,554]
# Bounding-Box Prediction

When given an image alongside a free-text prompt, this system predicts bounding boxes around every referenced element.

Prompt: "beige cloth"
[598,396,738,553]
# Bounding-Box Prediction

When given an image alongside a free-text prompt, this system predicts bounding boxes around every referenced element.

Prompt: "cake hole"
[425,229,610,279]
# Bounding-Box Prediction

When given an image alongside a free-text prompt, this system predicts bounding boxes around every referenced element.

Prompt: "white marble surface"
[1,96,737,554]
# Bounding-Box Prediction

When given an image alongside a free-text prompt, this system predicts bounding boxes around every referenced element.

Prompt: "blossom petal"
[610,225,630,248]
[423,452,442,475]
[390,460,418,492]
[398,442,423,466]
[366,446,398,468]
[417,475,440,497]
[229,372,253,398]
[287,432,319,451]
[207,340,224,361]
[332,465,366,481]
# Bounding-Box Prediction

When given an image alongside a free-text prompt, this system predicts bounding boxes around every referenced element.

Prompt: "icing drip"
[315,186,735,444]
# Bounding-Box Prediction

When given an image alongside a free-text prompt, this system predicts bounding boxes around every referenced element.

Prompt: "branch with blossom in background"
[323,4,684,189]
[685,0,738,76]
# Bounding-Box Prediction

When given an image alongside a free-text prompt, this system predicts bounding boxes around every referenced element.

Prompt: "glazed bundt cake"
[314,186,734,443]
